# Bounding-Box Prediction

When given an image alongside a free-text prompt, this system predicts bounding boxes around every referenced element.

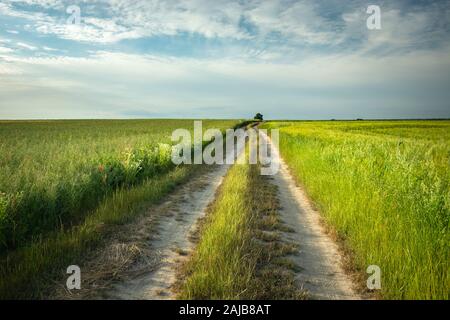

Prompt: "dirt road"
[260,131,359,299]
[62,129,359,300]
[104,167,227,299]
[103,136,245,299]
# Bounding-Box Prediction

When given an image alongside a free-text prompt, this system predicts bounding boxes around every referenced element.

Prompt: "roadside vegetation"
[261,120,450,299]
[0,119,240,298]
[0,120,237,252]
[178,155,305,299]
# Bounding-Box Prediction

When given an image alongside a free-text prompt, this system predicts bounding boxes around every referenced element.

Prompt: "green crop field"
[1,119,448,300]
[261,120,450,299]
[0,119,239,298]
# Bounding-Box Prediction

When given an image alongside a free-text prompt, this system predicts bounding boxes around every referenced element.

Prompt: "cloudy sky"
[0,0,449,119]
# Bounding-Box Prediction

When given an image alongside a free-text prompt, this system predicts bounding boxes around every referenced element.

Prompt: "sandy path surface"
[260,131,359,300]
[105,167,228,299]
[103,137,244,300]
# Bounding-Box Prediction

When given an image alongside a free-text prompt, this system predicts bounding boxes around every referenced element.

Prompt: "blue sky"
[0,0,449,119]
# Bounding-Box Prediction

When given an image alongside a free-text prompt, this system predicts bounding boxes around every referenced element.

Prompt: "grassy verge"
[178,159,304,299]
[0,166,197,299]
[262,121,449,299]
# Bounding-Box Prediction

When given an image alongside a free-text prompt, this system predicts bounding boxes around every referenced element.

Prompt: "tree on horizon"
[254,113,263,121]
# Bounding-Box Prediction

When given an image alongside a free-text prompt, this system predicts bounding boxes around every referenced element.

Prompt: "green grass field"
[261,120,449,299]
[0,119,238,252]
[1,119,448,299]
[0,119,240,298]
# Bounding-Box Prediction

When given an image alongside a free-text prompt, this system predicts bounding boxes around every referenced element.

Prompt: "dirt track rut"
[260,131,359,299]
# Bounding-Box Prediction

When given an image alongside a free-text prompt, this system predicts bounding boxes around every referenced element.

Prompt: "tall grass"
[180,161,254,299]
[262,120,449,299]
[0,120,238,252]
[0,166,195,299]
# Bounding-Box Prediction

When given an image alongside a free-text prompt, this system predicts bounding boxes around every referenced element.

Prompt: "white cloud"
[2,47,449,118]
[42,46,58,51]
[0,62,21,74]
[245,0,336,45]
[0,0,250,43]
[1,0,449,55]
[16,42,37,50]
[0,46,14,53]
[343,3,450,54]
